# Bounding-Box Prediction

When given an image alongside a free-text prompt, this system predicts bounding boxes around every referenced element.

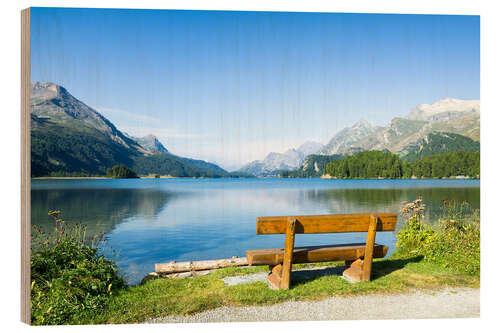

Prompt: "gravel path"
[148,287,479,323]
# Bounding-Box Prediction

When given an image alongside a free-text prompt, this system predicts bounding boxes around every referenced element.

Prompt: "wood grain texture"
[256,213,397,234]
[267,268,282,290]
[246,243,388,266]
[21,7,31,325]
[280,218,296,289]
[343,258,364,283]
[155,257,248,273]
[361,215,378,281]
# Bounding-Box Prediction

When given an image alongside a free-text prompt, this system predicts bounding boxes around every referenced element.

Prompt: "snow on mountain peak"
[409,98,480,121]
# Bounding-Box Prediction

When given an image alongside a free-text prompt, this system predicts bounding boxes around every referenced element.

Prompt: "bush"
[31,211,125,325]
[395,199,480,276]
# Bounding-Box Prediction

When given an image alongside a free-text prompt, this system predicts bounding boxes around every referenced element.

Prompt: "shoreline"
[32,175,181,180]
[31,176,480,180]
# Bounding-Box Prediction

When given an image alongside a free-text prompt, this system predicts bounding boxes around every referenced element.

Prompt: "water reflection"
[30,179,480,284]
[31,188,180,236]
[307,187,480,226]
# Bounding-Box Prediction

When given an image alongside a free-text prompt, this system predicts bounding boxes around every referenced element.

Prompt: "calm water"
[31,178,480,284]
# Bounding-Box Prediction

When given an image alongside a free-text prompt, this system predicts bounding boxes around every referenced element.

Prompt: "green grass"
[76,254,478,325]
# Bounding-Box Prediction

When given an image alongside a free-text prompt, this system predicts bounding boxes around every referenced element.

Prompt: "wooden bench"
[246,213,397,289]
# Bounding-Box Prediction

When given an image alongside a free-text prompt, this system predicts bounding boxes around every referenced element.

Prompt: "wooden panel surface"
[256,213,397,234]
[246,243,388,266]
[21,7,31,325]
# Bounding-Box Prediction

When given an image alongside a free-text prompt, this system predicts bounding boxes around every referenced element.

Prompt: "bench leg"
[343,215,378,283]
[361,215,378,282]
[266,218,297,290]
[280,218,296,289]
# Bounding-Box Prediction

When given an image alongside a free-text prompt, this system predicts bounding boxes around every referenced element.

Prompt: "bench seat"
[246,243,388,266]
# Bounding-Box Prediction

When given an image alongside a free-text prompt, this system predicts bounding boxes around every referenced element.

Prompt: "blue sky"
[30,8,479,170]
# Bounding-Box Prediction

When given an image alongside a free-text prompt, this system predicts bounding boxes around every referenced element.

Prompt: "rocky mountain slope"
[31,82,144,152]
[319,119,381,155]
[127,134,169,154]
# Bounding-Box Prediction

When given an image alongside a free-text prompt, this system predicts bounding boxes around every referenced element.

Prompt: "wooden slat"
[256,213,397,234]
[246,243,388,266]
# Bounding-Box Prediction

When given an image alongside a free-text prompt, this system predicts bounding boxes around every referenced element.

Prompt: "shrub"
[31,211,125,325]
[395,198,480,276]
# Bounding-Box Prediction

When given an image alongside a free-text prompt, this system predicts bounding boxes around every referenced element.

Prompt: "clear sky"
[30,8,480,170]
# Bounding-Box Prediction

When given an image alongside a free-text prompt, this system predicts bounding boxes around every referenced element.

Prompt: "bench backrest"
[256,213,397,235]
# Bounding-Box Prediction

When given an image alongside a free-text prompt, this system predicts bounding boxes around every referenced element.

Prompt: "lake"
[31,178,480,284]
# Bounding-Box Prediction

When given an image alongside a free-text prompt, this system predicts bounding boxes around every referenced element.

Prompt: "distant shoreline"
[31,176,479,180]
[32,176,180,180]
[32,176,108,180]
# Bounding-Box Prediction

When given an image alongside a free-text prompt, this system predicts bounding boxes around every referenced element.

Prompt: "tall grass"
[395,198,480,276]
[31,211,125,325]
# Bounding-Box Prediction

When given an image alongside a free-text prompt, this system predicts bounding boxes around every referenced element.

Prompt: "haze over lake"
[31,178,479,284]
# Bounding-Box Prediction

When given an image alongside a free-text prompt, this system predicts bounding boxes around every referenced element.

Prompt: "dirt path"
[148,287,479,323]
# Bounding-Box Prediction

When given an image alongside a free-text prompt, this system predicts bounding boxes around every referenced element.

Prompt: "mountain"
[238,150,301,176]
[31,82,143,152]
[296,141,324,156]
[127,134,168,154]
[407,98,480,122]
[399,132,480,162]
[239,141,324,176]
[30,82,229,177]
[349,117,429,153]
[281,154,344,178]
[319,98,480,157]
[319,119,381,155]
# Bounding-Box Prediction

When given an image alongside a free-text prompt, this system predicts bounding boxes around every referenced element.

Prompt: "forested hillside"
[131,154,229,178]
[406,151,480,178]
[324,151,403,179]
[401,132,480,162]
[324,150,479,179]
[31,120,136,177]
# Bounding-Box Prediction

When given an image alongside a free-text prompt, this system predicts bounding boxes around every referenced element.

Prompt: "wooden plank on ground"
[155,257,248,273]
[256,213,397,235]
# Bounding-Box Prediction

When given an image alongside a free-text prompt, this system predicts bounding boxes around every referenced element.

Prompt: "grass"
[80,255,478,324]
